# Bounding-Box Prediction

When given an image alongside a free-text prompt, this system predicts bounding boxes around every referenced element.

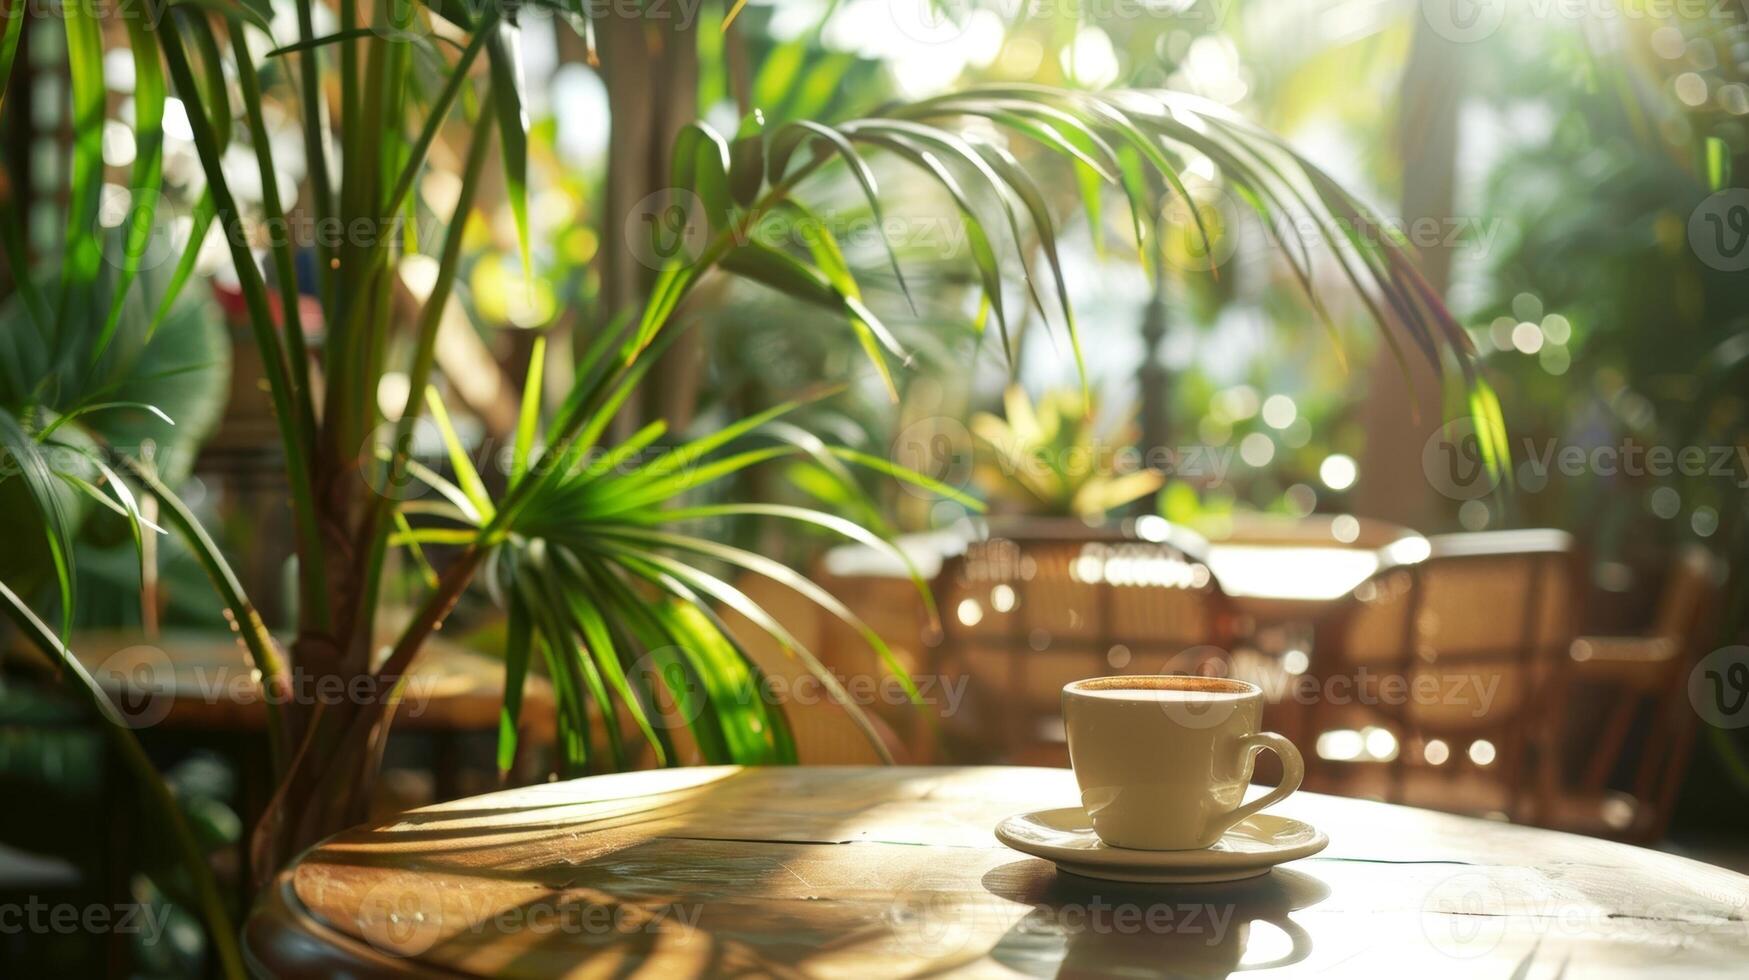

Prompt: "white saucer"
[994,808,1328,884]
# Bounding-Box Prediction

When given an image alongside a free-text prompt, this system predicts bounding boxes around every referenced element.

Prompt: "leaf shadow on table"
[978,860,1331,979]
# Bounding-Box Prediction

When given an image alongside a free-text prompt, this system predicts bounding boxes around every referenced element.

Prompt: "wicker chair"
[716,575,915,765]
[1305,529,1578,821]
[934,521,1233,765]
[1546,545,1727,840]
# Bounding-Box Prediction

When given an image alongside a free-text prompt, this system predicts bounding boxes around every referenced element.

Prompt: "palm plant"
[0,3,1495,970]
[973,384,1164,518]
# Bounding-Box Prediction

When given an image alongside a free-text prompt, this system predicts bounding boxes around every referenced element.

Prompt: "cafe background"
[1,0,1748,973]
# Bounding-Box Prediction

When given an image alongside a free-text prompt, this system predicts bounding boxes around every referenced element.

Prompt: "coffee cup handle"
[1216,732,1304,834]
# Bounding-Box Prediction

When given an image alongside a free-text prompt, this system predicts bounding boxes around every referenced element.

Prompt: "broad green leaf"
[671,122,734,230]
[729,109,766,207]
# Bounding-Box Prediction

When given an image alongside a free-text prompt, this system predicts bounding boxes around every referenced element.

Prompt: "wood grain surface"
[246,766,1749,977]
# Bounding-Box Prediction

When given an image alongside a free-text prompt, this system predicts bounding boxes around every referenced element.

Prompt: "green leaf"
[844,129,1012,359]
[772,202,901,400]
[486,19,531,273]
[0,7,22,120]
[38,402,175,443]
[532,562,625,769]
[640,502,939,629]
[393,511,441,588]
[92,12,169,367]
[518,572,591,774]
[57,0,106,336]
[849,119,1050,323]
[671,122,734,230]
[175,9,232,149]
[723,231,905,396]
[1707,136,1731,192]
[0,411,76,638]
[423,387,495,521]
[511,335,546,486]
[167,0,273,33]
[125,461,286,758]
[767,119,915,312]
[600,544,887,763]
[729,110,766,207]
[826,445,985,510]
[975,142,1085,392]
[0,581,245,979]
[497,589,533,775]
[145,192,217,343]
[1468,377,1511,489]
[604,527,927,708]
[556,565,667,767]
[383,18,495,221]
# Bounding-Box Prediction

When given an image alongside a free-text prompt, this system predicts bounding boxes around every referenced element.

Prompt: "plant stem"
[0,584,245,980]
[158,18,330,630]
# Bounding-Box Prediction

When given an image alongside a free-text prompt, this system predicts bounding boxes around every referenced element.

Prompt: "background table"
[246,766,1749,977]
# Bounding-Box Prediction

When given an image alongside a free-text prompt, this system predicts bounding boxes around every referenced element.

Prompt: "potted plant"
[0,3,1492,972]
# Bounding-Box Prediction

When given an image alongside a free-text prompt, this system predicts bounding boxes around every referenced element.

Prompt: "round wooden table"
[246,766,1749,977]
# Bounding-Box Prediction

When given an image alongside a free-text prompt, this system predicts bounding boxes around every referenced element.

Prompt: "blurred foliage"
[1459,14,1749,581]
[972,385,1163,518]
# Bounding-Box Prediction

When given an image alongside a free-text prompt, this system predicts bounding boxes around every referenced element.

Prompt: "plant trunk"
[249,455,397,879]
[599,13,701,436]
[248,638,396,881]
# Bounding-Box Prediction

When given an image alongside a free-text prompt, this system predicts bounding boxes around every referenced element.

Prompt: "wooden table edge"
[242,764,1749,979]
[246,868,448,979]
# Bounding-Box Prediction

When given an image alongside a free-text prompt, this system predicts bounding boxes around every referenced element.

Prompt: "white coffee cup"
[1062,675,1304,850]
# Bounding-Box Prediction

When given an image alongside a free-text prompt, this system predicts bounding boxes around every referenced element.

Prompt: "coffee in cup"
[1062,675,1304,850]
